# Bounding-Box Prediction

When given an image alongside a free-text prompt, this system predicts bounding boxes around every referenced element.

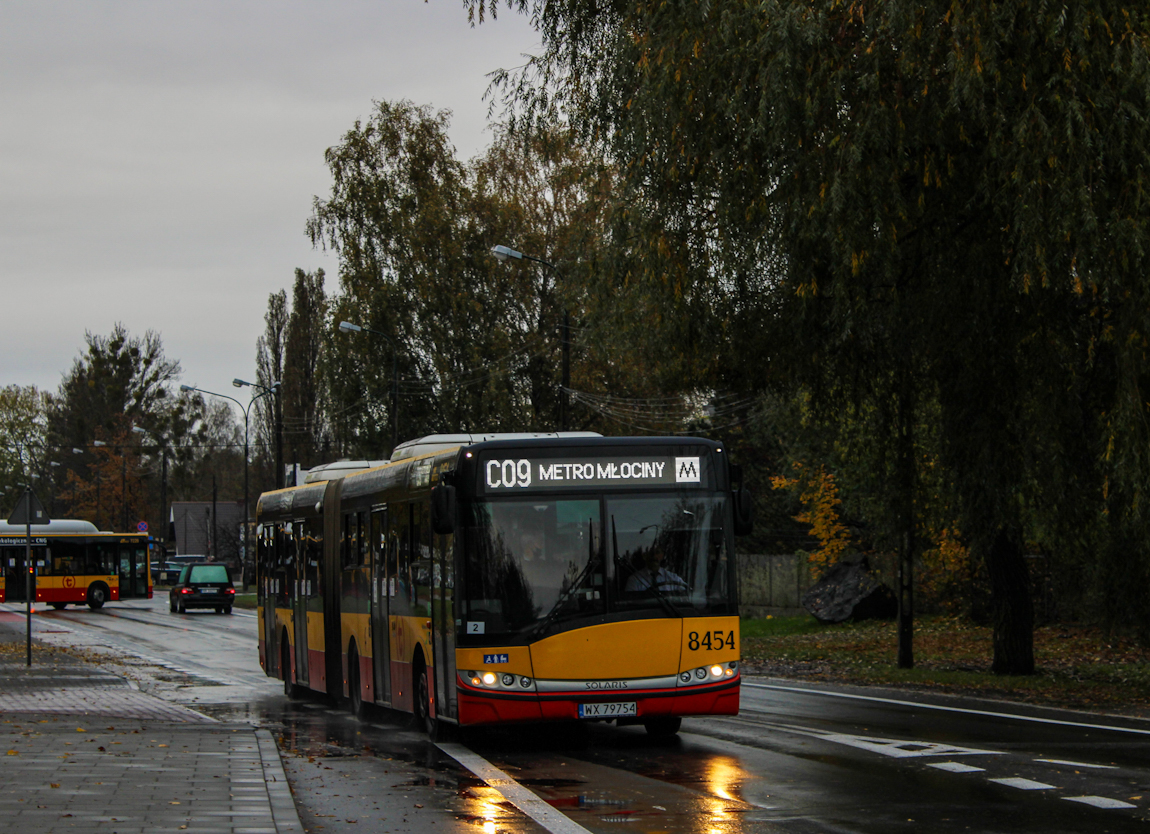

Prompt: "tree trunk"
[986,526,1034,675]
[896,369,915,669]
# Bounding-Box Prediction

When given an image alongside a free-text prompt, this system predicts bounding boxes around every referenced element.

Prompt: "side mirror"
[431,484,456,535]
[733,487,754,536]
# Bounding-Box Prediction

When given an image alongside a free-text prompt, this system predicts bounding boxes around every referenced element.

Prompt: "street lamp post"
[339,321,399,453]
[92,440,106,530]
[491,245,571,431]
[132,426,168,545]
[180,381,280,588]
[234,379,283,490]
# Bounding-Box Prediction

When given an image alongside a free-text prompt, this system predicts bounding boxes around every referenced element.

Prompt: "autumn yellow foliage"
[771,462,851,577]
[918,524,972,613]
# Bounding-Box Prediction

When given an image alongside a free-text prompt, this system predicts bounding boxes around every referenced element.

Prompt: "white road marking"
[767,723,1005,760]
[1036,759,1118,770]
[928,762,986,773]
[1064,796,1138,809]
[990,777,1056,790]
[747,682,1150,737]
[438,742,595,834]
[814,733,1004,759]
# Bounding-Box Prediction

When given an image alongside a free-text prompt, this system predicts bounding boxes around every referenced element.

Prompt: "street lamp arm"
[491,244,556,273]
[340,320,395,349]
[180,384,244,412]
[233,378,281,395]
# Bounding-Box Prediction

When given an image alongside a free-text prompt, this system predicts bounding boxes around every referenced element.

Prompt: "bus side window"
[371,510,385,569]
[388,502,412,616]
[358,511,369,566]
[412,502,430,616]
[52,541,83,575]
[305,517,322,600]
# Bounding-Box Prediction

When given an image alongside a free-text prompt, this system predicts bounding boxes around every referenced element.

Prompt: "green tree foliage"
[255,289,288,484]
[44,325,245,535]
[471,1,1150,670]
[48,324,185,446]
[0,385,50,502]
[308,101,616,456]
[283,269,331,471]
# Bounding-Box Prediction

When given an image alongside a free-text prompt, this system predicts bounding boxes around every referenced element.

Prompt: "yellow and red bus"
[0,520,153,609]
[256,434,752,738]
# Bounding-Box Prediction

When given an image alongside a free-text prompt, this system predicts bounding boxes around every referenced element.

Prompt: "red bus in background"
[0,520,153,609]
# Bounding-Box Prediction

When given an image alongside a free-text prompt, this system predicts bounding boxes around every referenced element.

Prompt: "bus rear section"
[0,524,153,609]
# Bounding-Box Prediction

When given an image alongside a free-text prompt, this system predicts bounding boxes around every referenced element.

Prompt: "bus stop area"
[0,616,302,834]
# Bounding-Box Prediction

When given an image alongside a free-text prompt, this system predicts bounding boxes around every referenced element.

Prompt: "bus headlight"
[461,670,537,692]
[677,662,739,687]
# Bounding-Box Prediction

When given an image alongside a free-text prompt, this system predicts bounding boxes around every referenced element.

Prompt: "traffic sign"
[7,488,48,526]
[137,521,149,533]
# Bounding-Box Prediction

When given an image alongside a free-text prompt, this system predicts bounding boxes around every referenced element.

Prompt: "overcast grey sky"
[1,0,537,399]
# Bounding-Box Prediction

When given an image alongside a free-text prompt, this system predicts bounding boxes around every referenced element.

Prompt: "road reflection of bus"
[256,433,753,739]
[0,520,153,609]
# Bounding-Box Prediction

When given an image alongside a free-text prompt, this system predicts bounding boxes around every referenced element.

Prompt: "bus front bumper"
[456,673,740,727]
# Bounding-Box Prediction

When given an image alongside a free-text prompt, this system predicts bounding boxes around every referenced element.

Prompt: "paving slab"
[0,622,302,834]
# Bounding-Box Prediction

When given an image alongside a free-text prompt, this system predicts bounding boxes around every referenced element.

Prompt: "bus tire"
[643,716,682,738]
[347,641,363,718]
[86,583,109,610]
[416,656,448,741]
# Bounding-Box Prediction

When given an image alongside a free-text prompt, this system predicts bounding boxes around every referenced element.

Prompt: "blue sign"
[483,654,509,665]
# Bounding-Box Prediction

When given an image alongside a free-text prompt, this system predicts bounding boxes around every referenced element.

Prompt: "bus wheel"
[416,660,448,741]
[643,716,682,738]
[50,603,67,610]
[86,583,108,610]
[347,642,363,718]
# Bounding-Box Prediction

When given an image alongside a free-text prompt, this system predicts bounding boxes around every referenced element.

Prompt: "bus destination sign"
[481,455,706,491]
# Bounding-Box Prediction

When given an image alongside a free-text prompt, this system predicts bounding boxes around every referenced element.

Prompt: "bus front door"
[370,508,391,705]
[2,548,30,602]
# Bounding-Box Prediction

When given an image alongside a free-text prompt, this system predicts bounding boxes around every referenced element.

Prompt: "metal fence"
[738,552,899,618]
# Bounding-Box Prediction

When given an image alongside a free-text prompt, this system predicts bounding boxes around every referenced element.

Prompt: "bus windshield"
[463,493,733,637]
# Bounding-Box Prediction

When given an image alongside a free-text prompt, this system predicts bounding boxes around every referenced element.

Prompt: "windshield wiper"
[526,518,598,640]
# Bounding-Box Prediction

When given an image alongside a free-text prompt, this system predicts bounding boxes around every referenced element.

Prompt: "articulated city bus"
[0,520,153,609]
[256,433,752,738]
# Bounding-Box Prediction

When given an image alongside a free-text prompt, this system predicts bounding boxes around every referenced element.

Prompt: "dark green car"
[169,563,236,614]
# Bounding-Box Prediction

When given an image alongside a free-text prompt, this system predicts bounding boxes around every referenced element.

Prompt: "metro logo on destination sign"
[483,456,708,490]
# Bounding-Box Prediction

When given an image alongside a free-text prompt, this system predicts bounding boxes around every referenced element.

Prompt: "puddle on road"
[205,690,774,834]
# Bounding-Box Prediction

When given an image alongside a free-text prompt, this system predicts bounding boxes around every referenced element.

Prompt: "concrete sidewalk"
[0,621,303,834]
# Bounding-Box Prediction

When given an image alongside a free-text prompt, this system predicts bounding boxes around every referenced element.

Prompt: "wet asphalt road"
[10,596,1150,833]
